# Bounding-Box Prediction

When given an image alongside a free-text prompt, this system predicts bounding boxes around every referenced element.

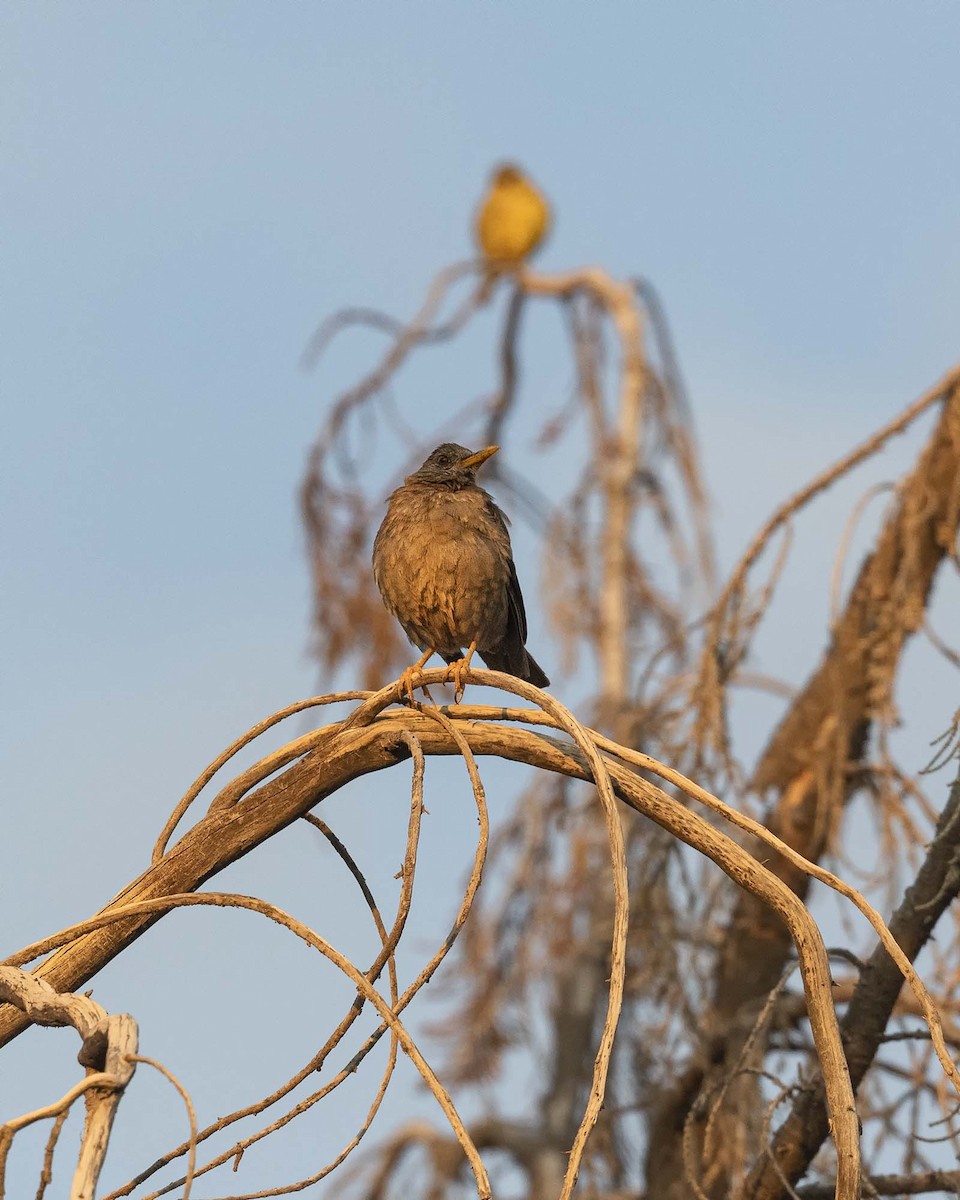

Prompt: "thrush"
[373,442,550,701]
[474,163,550,300]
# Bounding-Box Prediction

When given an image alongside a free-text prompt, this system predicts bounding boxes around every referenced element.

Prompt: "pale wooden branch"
[120,678,627,1200]
[300,260,479,376]
[124,1057,197,1199]
[0,968,138,1200]
[704,360,960,683]
[12,890,492,1200]
[3,1073,116,1139]
[108,729,466,1200]
[642,374,960,1196]
[0,965,108,1043]
[744,759,960,1200]
[1,675,864,1198]
[440,704,959,1100]
[74,1014,138,1200]
[113,785,413,1198]
[152,691,372,862]
[521,266,647,711]
[35,1110,68,1200]
[828,481,897,626]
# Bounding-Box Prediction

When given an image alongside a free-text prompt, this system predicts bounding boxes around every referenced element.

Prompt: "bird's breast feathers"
[373,486,512,651]
[477,182,549,264]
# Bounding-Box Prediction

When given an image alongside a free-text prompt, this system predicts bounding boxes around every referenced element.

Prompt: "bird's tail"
[520,652,550,689]
[482,647,549,689]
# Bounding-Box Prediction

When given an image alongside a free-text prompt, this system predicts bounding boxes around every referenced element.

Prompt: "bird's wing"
[480,489,528,643]
[506,556,529,645]
[521,181,550,249]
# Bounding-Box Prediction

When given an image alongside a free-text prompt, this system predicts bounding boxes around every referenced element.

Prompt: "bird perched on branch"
[474,163,550,301]
[373,442,550,702]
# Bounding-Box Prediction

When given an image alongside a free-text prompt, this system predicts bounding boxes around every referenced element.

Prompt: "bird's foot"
[397,667,420,706]
[397,649,435,706]
[446,642,477,703]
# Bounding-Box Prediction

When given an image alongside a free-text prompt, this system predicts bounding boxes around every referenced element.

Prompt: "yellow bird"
[474,163,550,298]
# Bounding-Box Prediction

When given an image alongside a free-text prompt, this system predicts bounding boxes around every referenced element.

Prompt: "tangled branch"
[0,968,141,1199]
[9,671,956,1195]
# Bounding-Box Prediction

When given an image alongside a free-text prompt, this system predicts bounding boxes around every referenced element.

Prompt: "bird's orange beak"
[461,444,500,470]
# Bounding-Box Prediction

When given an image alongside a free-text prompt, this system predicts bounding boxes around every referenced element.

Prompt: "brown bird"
[474,163,551,300]
[373,443,549,701]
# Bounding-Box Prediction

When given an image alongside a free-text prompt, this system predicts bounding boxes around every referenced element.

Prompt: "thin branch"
[796,1169,960,1198]
[1,675,861,1195]
[126,1056,197,1200]
[34,1110,68,1200]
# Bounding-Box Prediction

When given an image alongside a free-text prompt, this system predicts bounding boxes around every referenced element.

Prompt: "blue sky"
[3,3,960,1194]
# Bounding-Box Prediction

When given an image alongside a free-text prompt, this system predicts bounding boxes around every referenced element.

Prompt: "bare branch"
[744,757,960,1199]
[1,676,873,1196]
[0,969,139,1200]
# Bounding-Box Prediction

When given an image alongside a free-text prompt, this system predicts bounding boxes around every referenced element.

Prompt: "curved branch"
[1,675,861,1196]
[706,361,960,677]
[744,758,960,1199]
[0,972,139,1200]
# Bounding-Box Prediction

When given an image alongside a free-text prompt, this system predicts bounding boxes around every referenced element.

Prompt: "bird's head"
[407,443,499,489]
[492,163,524,187]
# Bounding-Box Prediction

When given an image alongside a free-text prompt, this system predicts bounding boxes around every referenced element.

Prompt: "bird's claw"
[396,649,437,706]
[398,667,420,706]
[449,661,467,703]
[447,643,477,703]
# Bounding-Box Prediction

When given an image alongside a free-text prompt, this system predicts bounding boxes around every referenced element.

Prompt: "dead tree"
[3,235,960,1200]
[298,253,960,1199]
